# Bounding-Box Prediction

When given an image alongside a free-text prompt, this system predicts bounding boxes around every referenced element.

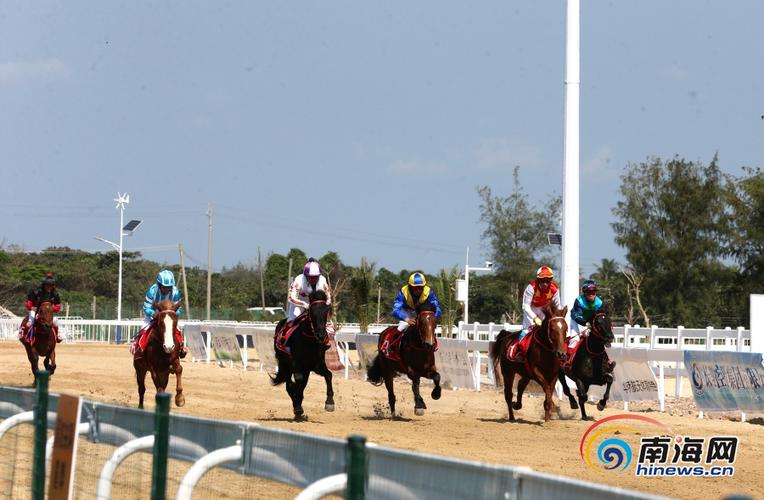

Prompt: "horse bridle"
[584,312,610,356]
[406,310,436,350]
[532,315,567,354]
[305,299,328,338]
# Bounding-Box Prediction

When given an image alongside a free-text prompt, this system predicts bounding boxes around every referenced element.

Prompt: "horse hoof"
[324,403,335,412]
[597,402,606,411]
[512,402,522,411]
[414,408,425,416]
[175,395,186,407]
[570,401,579,410]
[431,387,442,400]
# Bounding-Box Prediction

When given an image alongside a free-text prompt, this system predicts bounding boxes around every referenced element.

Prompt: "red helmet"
[536,266,554,279]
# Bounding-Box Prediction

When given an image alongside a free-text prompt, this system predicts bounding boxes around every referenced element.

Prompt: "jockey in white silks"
[520,265,562,340]
[287,259,332,321]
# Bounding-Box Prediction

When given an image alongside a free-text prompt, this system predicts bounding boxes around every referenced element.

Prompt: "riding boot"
[607,359,616,372]
[179,344,188,359]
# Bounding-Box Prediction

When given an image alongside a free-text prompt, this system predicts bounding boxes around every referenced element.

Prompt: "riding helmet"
[42,272,56,286]
[582,280,598,293]
[408,272,427,287]
[303,261,321,277]
[156,269,176,287]
[536,266,554,279]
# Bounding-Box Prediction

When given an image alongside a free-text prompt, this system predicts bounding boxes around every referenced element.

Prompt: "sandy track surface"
[1,342,762,499]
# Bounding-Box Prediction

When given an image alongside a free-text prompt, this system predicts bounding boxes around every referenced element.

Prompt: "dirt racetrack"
[1,342,762,499]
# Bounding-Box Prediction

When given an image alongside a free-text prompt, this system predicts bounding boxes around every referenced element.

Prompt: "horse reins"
[305,299,328,337]
[532,315,566,353]
[584,312,608,356]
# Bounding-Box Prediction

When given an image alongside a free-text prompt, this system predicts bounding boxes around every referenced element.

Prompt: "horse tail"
[270,353,290,386]
[366,353,384,386]
[490,330,513,386]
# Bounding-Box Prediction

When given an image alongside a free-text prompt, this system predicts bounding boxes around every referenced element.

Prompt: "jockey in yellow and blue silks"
[569,279,604,347]
[392,272,442,332]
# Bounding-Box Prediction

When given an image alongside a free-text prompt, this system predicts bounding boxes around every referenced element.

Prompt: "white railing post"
[737,327,744,352]
[705,326,713,350]
[649,325,657,349]
[472,351,481,391]
[676,325,684,398]
[658,364,665,412]
[623,324,630,348]
[486,322,495,342]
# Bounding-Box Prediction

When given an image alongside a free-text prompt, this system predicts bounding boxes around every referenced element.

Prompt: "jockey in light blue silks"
[391,272,442,332]
[569,279,604,347]
[132,270,186,358]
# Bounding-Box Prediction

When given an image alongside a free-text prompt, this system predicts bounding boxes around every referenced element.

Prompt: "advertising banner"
[434,338,476,390]
[685,351,764,412]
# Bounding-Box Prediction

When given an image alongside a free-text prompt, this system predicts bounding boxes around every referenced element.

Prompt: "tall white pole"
[206,203,213,321]
[117,203,124,321]
[561,0,581,307]
[464,246,470,324]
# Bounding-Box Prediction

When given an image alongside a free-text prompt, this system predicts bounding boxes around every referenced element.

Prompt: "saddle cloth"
[505,327,535,362]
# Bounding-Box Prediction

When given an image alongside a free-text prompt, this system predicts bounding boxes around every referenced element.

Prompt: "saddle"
[19,318,58,346]
[274,314,330,356]
[505,327,535,362]
[379,324,439,367]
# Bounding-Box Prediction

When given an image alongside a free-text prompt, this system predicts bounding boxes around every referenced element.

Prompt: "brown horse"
[490,303,569,422]
[366,303,442,417]
[133,300,185,409]
[20,301,58,381]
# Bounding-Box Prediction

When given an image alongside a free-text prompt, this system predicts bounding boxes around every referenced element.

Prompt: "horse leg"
[293,370,310,420]
[383,368,397,418]
[26,346,39,383]
[316,363,335,412]
[559,370,578,410]
[574,378,589,420]
[597,378,613,412]
[135,363,147,409]
[430,371,442,400]
[173,358,185,407]
[48,349,57,376]
[542,379,558,423]
[501,363,516,422]
[411,376,426,416]
[513,377,530,411]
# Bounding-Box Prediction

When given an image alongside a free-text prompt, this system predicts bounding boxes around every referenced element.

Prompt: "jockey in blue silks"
[391,272,442,332]
[569,279,604,347]
[133,269,187,358]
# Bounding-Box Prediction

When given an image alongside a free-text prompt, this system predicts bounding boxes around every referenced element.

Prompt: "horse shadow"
[361,414,414,422]
[478,417,544,426]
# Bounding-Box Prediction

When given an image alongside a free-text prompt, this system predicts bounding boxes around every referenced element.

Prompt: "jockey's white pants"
[569,322,588,348]
[397,320,409,332]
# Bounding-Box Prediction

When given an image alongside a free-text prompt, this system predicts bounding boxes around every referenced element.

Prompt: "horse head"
[415,303,437,350]
[590,310,614,347]
[36,301,55,329]
[542,303,569,362]
[307,290,330,343]
[154,300,181,354]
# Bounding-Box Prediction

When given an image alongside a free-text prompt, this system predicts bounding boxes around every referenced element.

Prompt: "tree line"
[1,155,761,328]
[477,157,763,328]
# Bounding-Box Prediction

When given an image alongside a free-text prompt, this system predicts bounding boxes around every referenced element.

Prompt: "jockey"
[23,272,63,342]
[133,270,186,358]
[391,272,442,332]
[519,266,561,340]
[287,258,332,322]
[570,279,615,371]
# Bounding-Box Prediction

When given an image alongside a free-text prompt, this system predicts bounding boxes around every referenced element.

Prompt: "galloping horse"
[366,303,442,417]
[20,301,58,381]
[133,300,185,409]
[271,290,334,420]
[490,303,568,422]
[559,310,616,420]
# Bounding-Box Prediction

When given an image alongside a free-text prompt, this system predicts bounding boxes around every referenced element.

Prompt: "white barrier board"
[254,329,278,370]
[211,326,242,362]
[435,339,477,390]
[183,324,207,361]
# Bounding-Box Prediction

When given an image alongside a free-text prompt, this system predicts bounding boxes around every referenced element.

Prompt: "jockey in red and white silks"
[520,266,561,340]
[287,259,332,321]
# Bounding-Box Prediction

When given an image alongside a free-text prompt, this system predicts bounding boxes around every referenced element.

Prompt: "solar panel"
[547,232,562,245]
[122,219,143,232]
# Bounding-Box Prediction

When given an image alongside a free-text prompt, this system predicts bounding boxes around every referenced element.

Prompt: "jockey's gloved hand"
[533,317,542,326]
[585,322,591,328]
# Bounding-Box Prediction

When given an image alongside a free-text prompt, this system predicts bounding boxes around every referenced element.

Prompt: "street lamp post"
[95,193,142,324]
[460,247,494,325]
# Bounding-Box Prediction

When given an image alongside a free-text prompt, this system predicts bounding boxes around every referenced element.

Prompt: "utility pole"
[206,204,213,321]
[286,257,293,310]
[258,247,266,310]
[376,284,381,323]
[179,243,192,319]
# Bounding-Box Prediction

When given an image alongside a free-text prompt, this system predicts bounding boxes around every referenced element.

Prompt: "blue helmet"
[156,270,176,287]
[582,279,597,293]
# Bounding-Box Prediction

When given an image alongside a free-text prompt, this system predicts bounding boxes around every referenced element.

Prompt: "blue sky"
[1,1,762,276]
